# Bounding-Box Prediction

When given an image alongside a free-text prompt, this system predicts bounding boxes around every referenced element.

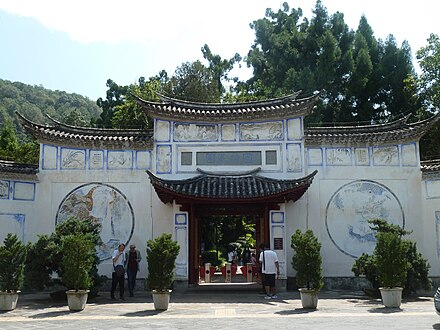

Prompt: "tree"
[169,60,221,102]
[246,1,418,125]
[410,34,440,160]
[0,120,19,160]
[95,79,128,128]
[0,233,27,292]
[201,44,241,97]
[112,76,161,129]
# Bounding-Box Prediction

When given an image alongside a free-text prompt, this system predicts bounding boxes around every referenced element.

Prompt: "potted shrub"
[0,233,27,311]
[146,233,180,310]
[291,229,323,309]
[375,230,408,308]
[61,233,95,311]
[352,219,429,306]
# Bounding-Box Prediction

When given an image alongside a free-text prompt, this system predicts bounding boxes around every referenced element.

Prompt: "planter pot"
[0,291,19,311]
[152,290,171,310]
[66,290,90,311]
[379,287,403,308]
[299,288,319,309]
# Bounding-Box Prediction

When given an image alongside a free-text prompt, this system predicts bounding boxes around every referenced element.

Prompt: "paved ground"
[1,288,439,329]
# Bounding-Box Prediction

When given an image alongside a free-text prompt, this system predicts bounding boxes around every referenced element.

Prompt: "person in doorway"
[125,244,142,297]
[110,243,126,300]
[228,247,237,264]
[259,243,280,299]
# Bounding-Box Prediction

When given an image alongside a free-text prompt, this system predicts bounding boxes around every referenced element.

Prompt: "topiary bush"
[146,233,180,291]
[0,233,27,292]
[352,219,432,295]
[291,229,323,291]
[61,233,95,291]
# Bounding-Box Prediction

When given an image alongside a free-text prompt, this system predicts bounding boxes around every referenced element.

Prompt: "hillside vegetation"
[0,79,101,141]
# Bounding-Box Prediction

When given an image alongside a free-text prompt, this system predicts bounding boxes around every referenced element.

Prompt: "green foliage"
[375,231,408,288]
[202,250,225,268]
[24,235,53,291]
[0,78,100,139]
[351,253,379,289]
[291,229,323,290]
[352,219,431,294]
[146,233,180,291]
[246,2,418,124]
[51,217,103,290]
[23,217,103,292]
[0,233,27,292]
[61,233,95,290]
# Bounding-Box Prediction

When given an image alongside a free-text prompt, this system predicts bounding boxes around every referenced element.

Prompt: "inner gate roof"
[147,168,318,205]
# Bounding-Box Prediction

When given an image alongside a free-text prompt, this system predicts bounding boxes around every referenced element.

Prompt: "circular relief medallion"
[325,180,404,258]
[56,183,134,261]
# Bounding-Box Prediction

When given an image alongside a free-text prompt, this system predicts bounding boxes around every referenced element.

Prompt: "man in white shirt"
[259,243,280,299]
[110,243,126,300]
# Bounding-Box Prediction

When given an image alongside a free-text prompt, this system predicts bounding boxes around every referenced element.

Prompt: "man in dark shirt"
[125,244,142,297]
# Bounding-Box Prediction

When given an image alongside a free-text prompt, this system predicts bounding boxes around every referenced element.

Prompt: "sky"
[0,0,438,101]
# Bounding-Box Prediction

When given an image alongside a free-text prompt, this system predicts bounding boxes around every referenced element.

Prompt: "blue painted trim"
[155,119,171,142]
[306,147,323,167]
[42,144,58,170]
[286,117,303,141]
[271,211,285,224]
[88,149,105,170]
[135,150,151,170]
[220,123,236,141]
[175,213,188,225]
[0,212,25,241]
[401,142,419,167]
[12,181,36,201]
[286,143,303,172]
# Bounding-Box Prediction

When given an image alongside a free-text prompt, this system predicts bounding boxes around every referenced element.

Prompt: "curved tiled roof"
[304,112,440,146]
[0,160,39,181]
[147,169,318,204]
[135,92,319,123]
[16,112,154,150]
[421,159,440,179]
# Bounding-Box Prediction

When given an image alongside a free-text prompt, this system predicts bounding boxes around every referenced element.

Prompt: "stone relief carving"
[326,148,351,165]
[61,149,86,169]
[157,145,171,173]
[174,123,217,141]
[240,122,283,141]
[108,151,132,169]
[373,146,399,165]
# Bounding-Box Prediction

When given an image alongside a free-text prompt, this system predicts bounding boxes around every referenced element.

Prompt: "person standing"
[125,244,141,297]
[259,243,280,299]
[111,243,126,300]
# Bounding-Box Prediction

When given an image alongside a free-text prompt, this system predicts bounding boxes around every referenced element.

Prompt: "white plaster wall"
[305,163,426,277]
[421,178,440,276]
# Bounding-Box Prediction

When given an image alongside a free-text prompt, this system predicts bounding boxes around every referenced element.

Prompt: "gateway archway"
[147,168,317,286]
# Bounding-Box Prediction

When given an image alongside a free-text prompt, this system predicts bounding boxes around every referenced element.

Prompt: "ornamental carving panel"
[174,123,217,141]
[326,148,351,166]
[373,146,399,166]
[240,121,283,141]
[61,148,86,169]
